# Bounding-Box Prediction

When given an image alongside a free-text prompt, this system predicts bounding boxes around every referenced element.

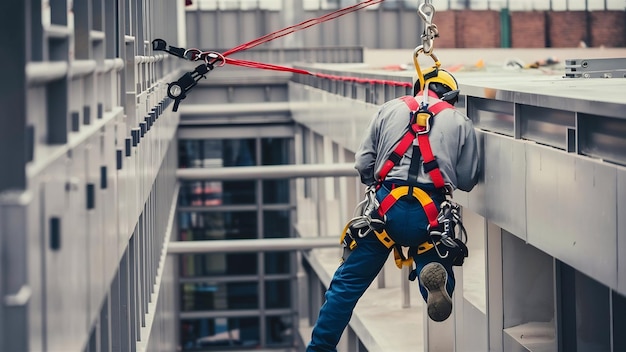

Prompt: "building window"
[265,280,292,309]
[265,315,294,346]
[181,282,260,311]
[181,317,260,350]
[178,134,294,350]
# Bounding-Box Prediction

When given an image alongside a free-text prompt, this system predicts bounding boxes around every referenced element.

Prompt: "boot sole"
[420,262,453,322]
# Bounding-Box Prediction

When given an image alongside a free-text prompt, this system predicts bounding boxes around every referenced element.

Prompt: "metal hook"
[413,45,442,93]
[418,3,436,25]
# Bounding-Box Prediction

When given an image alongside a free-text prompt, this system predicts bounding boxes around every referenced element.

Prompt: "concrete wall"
[186,8,625,50]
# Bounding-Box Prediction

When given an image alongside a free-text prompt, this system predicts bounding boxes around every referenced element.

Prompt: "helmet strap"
[421,83,431,108]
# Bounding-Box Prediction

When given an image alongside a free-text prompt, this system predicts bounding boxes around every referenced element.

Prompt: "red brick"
[511,11,546,48]
[455,10,501,48]
[590,11,626,47]
[548,11,588,47]
[435,11,457,48]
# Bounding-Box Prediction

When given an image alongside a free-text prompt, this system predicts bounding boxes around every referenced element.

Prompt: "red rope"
[222,0,385,57]
[225,58,313,75]
[214,0,411,88]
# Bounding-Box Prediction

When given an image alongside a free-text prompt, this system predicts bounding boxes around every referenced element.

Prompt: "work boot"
[419,262,453,322]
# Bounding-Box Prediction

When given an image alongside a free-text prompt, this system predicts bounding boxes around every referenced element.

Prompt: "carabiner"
[418,2,435,25]
[203,51,226,67]
[412,45,442,93]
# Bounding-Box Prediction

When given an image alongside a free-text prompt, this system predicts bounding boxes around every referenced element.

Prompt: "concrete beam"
[176,162,357,181]
[167,237,339,254]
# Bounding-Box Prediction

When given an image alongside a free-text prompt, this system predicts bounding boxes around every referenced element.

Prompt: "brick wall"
[591,11,626,47]
[548,11,588,47]
[432,10,624,48]
[455,10,501,48]
[435,11,457,48]
[511,11,546,48]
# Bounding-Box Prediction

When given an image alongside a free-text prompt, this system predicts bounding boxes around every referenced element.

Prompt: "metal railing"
[171,162,415,309]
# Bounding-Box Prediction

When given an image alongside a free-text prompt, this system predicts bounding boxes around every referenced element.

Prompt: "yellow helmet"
[413,66,459,104]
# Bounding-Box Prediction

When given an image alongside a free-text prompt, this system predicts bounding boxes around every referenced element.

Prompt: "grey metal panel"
[379,11,401,49]
[459,300,489,352]
[565,58,626,78]
[180,6,624,56]
[43,159,80,351]
[483,131,527,240]
[22,180,45,352]
[0,191,32,352]
[289,83,378,152]
[465,132,488,218]
[86,135,105,325]
[486,221,503,352]
[301,10,323,48]
[178,124,294,139]
[618,167,626,296]
[180,82,289,105]
[468,97,515,137]
[103,122,119,288]
[502,232,555,328]
[578,112,626,167]
[526,143,617,289]
[519,105,575,151]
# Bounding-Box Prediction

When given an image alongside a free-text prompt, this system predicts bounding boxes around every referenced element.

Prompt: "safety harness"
[341,91,468,279]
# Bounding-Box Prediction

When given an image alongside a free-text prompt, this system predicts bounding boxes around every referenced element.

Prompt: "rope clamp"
[167,63,213,112]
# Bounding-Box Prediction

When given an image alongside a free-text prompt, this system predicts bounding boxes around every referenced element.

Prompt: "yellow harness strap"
[340,223,358,250]
[376,186,439,269]
[341,185,439,268]
[393,247,415,269]
[417,240,435,254]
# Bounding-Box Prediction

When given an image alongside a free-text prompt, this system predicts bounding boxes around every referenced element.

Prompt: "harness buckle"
[414,108,434,134]
[422,158,439,173]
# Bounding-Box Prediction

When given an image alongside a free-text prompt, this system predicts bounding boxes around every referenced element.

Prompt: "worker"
[306,66,480,352]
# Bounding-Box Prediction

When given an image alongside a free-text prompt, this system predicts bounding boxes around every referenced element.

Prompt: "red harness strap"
[367,94,455,263]
[376,93,453,189]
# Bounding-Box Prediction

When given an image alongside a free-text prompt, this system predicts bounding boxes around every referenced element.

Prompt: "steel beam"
[176,162,357,181]
[167,237,339,254]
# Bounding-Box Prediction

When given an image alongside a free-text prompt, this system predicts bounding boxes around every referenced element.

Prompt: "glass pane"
[179,140,222,168]
[265,252,290,275]
[265,280,291,309]
[179,181,256,206]
[178,211,257,240]
[223,139,256,167]
[222,181,256,205]
[261,138,291,165]
[181,282,259,311]
[180,253,258,277]
[181,317,260,350]
[263,210,290,238]
[265,315,294,346]
[262,179,289,204]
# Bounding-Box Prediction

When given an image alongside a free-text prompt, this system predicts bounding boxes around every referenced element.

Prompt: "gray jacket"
[354,95,480,192]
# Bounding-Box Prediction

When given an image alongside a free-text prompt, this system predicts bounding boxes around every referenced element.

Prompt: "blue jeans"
[306,185,456,352]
